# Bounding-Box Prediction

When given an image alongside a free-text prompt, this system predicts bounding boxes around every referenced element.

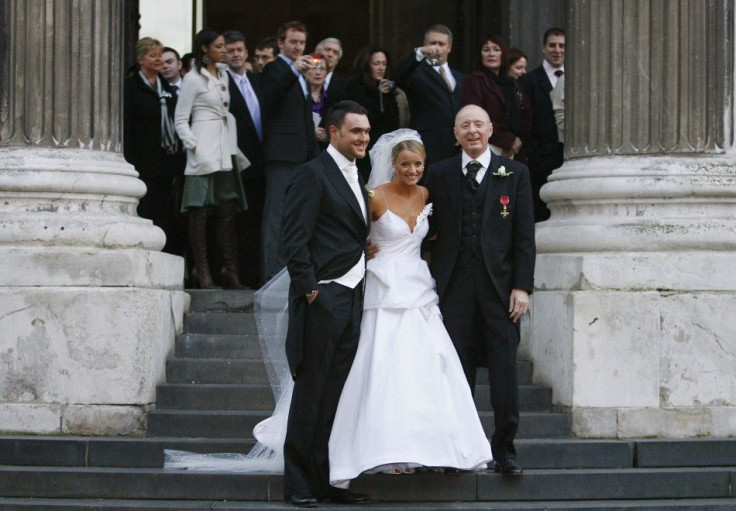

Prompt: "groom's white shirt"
[317,145,366,289]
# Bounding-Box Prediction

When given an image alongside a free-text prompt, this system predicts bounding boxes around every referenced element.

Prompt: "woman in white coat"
[175,28,250,289]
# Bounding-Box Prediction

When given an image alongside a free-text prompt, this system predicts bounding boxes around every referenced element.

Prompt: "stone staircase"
[1,289,735,510]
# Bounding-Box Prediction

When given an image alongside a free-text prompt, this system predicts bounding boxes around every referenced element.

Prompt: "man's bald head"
[454,105,493,158]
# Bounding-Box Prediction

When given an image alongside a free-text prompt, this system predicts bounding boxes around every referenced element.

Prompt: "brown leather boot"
[188,207,219,289]
[217,203,246,289]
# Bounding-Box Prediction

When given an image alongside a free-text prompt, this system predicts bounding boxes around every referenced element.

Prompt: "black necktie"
[554,69,564,77]
[171,84,179,96]
[465,161,482,191]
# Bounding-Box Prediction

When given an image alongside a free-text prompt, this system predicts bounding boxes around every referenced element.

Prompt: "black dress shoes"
[492,459,524,476]
[287,494,319,508]
[325,487,370,504]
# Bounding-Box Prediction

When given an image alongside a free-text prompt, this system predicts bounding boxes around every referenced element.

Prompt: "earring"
[202,54,210,65]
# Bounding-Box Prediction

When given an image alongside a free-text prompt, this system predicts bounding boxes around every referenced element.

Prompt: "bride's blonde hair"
[391,139,426,164]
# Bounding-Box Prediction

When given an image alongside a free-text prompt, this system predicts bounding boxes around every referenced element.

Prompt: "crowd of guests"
[123,21,565,289]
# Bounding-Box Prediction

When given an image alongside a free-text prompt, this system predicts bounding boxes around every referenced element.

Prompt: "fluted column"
[525,0,736,438]
[0,0,187,436]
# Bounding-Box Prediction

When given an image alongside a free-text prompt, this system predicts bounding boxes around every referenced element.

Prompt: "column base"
[528,252,736,438]
[0,251,189,436]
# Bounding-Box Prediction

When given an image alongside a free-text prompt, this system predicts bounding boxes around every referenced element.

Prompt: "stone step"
[3,498,736,510]
[0,466,732,501]
[146,410,571,439]
[175,334,263,359]
[166,359,268,385]
[155,383,551,412]
[186,289,255,313]
[0,436,640,470]
[173,336,536,385]
[184,312,259,335]
[6,436,734,472]
[164,358,534,387]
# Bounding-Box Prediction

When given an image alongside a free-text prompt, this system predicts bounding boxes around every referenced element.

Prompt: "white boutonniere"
[365,186,375,198]
[493,165,513,178]
[160,91,173,99]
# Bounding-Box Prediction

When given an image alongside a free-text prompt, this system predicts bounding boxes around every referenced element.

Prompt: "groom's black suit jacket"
[282,150,370,375]
[426,153,535,306]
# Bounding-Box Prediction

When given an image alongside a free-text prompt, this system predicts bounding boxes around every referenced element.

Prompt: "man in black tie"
[282,101,371,507]
[519,27,566,222]
[161,47,183,94]
[426,104,535,476]
[224,30,265,288]
[395,24,464,165]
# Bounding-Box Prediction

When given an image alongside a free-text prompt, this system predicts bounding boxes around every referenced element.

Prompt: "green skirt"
[181,168,248,212]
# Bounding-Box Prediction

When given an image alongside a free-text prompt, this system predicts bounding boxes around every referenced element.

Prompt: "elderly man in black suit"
[426,104,536,476]
[316,37,348,111]
[395,24,464,165]
[519,27,565,222]
[260,21,321,282]
[281,101,371,507]
[224,30,265,288]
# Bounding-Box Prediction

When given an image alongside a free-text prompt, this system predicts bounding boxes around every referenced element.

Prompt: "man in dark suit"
[519,27,565,222]
[395,24,464,165]
[316,37,347,111]
[282,101,371,507]
[224,30,265,288]
[260,21,321,282]
[426,104,536,476]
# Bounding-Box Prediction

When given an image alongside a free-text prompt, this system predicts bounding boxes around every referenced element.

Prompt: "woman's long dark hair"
[193,28,221,70]
[350,43,393,88]
[479,33,509,75]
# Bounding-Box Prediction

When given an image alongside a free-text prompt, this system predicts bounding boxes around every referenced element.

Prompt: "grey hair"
[316,37,343,58]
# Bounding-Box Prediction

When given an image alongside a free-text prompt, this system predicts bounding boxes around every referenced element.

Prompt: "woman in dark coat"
[123,37,185,255]
[461,34,531,163]
[344,43,403,181]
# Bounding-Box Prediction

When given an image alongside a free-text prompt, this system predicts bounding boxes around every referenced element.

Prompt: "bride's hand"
[366,239,379,260]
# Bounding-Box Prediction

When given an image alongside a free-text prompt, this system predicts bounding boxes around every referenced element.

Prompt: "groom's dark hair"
[326,100,368,131]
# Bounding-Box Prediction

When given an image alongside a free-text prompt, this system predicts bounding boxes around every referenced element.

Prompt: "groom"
[281,100,371,507]
[426,104,536,475]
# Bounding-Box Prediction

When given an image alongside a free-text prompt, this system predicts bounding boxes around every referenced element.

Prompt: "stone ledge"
[536,253,736,292]
[571,406,736,438]
[0,248,185,289]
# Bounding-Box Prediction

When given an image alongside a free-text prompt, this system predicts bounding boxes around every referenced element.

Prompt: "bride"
[328,130,492,488]
[164,129,492,484]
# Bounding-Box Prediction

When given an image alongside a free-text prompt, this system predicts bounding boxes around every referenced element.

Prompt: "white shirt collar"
[543,59,564,87]
[325,71,334,89]
[461,148,492,170]
[327,144,355,174]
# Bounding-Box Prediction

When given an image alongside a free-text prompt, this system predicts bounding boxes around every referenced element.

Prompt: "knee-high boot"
[188,207,219,289]
[217,202,245,289]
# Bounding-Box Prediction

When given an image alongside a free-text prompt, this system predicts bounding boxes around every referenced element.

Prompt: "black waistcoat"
[458,176,487,267]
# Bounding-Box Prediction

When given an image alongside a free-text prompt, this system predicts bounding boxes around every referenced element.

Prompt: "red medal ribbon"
[500,196,510,206]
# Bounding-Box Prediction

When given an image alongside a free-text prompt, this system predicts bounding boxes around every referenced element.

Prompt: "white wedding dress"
[328,202,493,489]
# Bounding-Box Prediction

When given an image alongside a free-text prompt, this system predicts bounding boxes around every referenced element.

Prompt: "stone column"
[524,0,736,437]
[0,0,188,435]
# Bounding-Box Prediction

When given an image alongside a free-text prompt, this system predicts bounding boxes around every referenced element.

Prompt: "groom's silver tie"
[346,162,367,220]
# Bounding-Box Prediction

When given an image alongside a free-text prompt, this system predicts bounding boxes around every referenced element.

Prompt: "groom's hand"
[306,289,319,304]
[509,289,530,323]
